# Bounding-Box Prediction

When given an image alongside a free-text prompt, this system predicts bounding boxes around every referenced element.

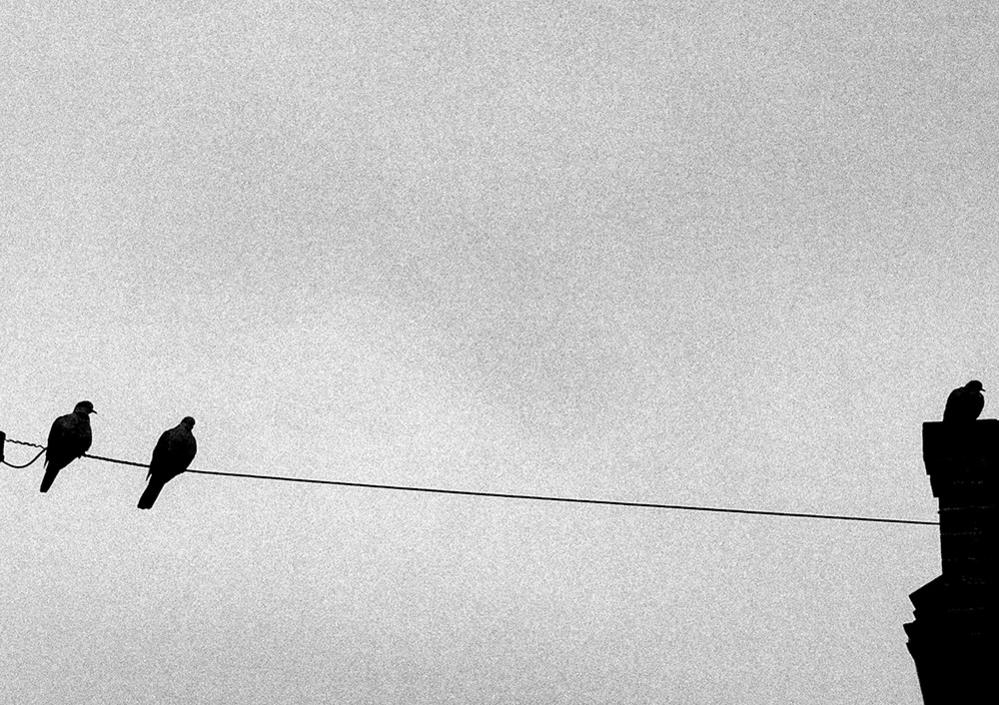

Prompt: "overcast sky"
[3,1,997,703]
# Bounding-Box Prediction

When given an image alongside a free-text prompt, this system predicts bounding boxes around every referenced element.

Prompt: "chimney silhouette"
[905,420,998,703]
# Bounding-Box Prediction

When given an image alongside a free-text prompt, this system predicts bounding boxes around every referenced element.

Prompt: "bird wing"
[46,415,72,454]
[148,429,174,479]
[46,413,90,464]
[943,388,963,421]
[149,426,197,480]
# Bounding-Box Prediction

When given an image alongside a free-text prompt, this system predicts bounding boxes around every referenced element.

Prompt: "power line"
[1,448,46,469]
[5,438,46,450]
[2,436,939,526]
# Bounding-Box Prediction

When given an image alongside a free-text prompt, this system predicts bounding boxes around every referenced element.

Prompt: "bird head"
[967,380,985,393]
[74,401,97,415]
[181,416,196,428]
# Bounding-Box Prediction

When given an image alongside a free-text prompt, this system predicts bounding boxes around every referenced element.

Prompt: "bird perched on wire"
[40,400,96,492]
[943,380,985,422]
[138,417,197,510]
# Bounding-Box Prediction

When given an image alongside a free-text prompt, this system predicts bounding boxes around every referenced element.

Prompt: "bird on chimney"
[943,380,985,423]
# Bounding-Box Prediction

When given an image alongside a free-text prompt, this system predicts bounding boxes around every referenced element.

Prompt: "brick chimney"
[905,420,998,703]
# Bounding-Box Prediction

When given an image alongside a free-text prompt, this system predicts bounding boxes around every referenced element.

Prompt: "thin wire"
[5,438,45,449]
[3,437,939,526]
[83,452,147,469]
[187,469,941,526]
[1,447,46,469]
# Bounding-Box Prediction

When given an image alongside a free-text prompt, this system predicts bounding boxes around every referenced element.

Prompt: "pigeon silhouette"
[41,400,96,492]
[138,417,197,509]
[943,380,985,422]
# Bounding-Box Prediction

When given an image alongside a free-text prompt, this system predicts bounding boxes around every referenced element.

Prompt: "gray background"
[3,1,994,702]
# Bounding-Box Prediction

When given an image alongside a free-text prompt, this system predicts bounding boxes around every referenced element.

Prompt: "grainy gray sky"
[2,1,996,702]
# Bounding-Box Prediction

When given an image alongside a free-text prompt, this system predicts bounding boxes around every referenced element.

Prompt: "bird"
[41,400,96,492]
[943,380,985,422]
[138,417,197,509]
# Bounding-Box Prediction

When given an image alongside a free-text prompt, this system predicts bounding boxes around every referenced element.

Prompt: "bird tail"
[40,463,60,493]
[138,480,164,509]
